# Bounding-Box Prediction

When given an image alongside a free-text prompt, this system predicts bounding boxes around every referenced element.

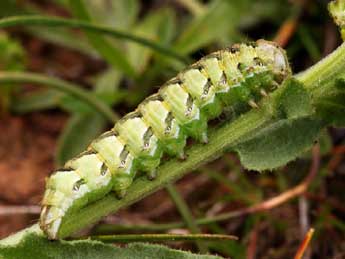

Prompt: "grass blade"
[68,0,136,77]
[0,71,118,123]
[0,15,189,64]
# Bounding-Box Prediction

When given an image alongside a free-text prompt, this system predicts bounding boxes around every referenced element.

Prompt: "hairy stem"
[296,41,345,89]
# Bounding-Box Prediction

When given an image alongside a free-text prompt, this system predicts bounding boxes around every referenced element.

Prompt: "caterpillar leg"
[248,100,259,109]
[112,175,134,199]
[115,189,127,199]
[164,135,187,159]
[260,89,268,97]
[178,152,187,160]
[147,170,157,180]
[183,120,208,143]
[116,114,163,177]
[201,132,208,144]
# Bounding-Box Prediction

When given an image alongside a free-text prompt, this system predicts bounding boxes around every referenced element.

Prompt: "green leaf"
[86,0,139,30]
[11,89,62,113]
[93,69,121,96]
[234,117,322,171]
[173,0,290,55]
[277,78,314,119]
[314,78,345,127]
[0,31,26,113]
[151,9,177,66]
[174,0,236,55]
[59,94,96,114]
[0,15,188,64]
[26,26,97,57]
[55,113,107,166]
[297,24,322,62]
[16,3,98,56]
[0,226,223,259]
[69,0,136,77]
[232,78,323,171]
[59,69,123,113]
[0,0,23,18]
[128,9,173,73]
[0,32,25,71]
[315,92,345,127]
[92,69,127,106]
[238,0,290,28]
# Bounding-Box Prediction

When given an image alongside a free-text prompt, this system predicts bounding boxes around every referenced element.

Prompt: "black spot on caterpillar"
[40,40,291,239]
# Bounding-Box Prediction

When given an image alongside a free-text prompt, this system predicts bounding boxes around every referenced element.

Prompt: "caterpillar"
[40,40,291,239]
[329,0,345,40]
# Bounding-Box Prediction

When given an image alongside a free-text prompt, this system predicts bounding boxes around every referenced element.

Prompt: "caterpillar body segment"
[138,96,187,158]
[40,40,291,239]
[159,81,209,143]
[90,132,136,195]
[115,113,163,175]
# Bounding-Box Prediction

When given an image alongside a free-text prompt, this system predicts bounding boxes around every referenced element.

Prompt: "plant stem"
[87,233,237,243]
[57,42,345,239]
[0,15,189,65]
[296,41,345,90]
[166,184,207,253]
[0,71,118,123]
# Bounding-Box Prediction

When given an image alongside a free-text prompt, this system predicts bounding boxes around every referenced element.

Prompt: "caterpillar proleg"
[40,40,291,239]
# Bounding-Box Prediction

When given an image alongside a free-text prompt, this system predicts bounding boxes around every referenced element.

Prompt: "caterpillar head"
[256,40,291,83]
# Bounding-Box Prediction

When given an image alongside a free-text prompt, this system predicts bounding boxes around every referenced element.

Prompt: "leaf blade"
[0,226,224,259]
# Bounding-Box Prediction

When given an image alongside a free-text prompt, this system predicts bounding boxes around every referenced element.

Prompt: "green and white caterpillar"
[40,40,291,239]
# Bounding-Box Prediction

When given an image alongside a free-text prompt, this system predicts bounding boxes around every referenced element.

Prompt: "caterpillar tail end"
[39,205,62,240]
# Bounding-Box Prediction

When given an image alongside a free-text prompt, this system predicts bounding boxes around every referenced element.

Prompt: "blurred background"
[0,0,344,258]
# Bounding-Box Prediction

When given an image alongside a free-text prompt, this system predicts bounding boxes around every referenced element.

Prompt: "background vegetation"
[0,0,344,258]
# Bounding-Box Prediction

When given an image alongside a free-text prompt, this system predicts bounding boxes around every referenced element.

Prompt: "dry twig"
[294,228,315,259]
[0,205,40,215]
